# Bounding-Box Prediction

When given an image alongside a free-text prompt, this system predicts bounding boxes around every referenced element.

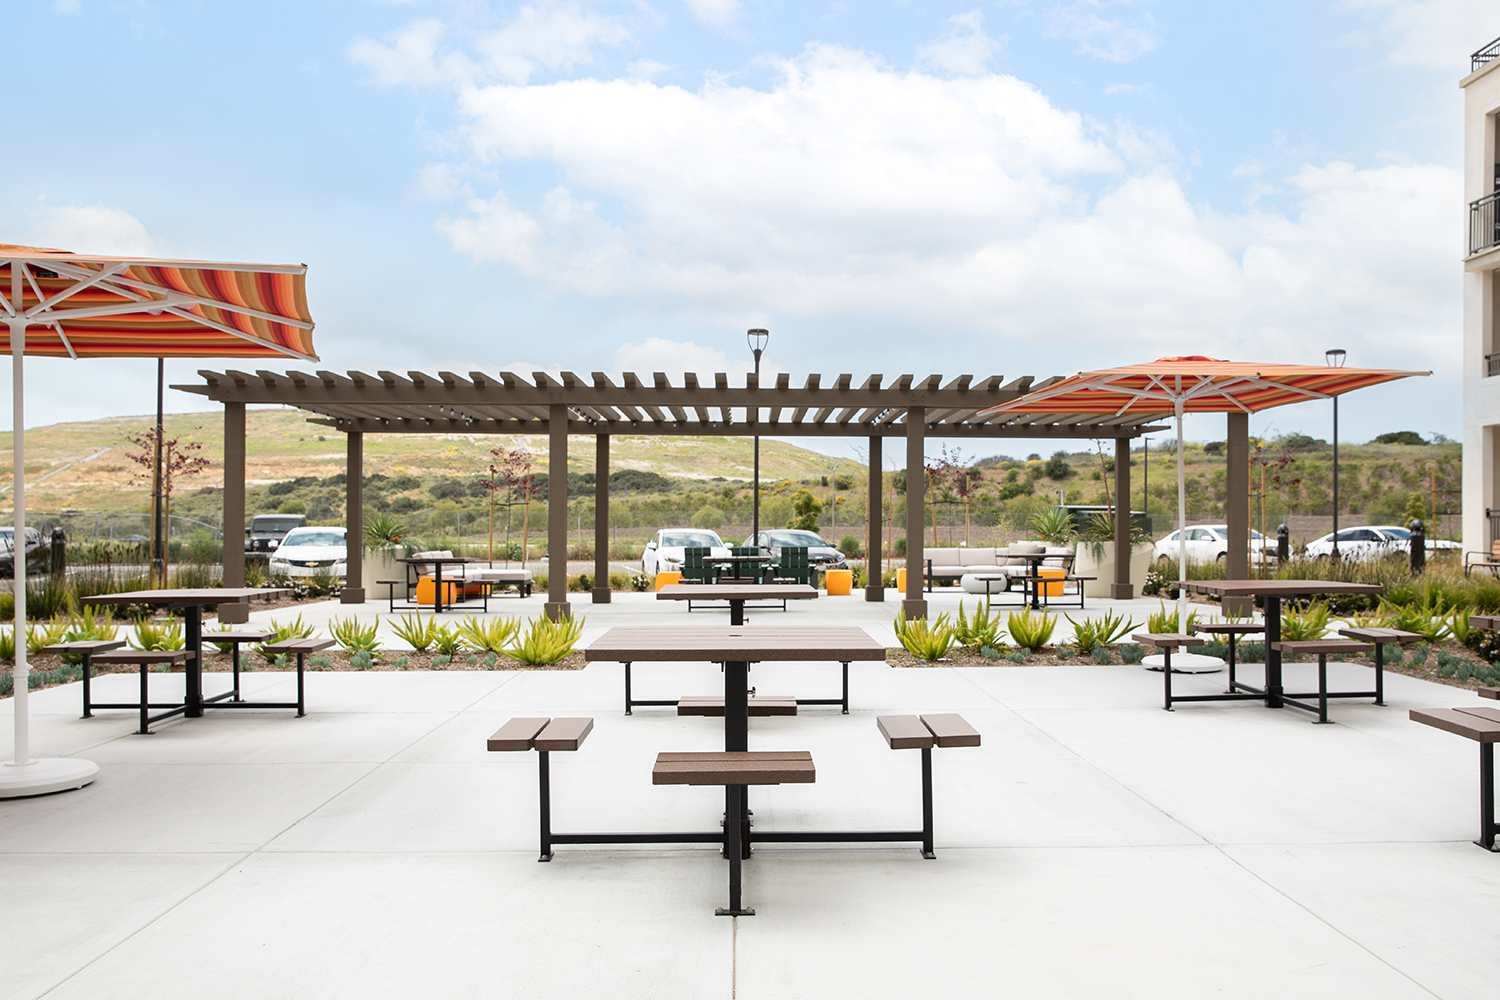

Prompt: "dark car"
[245,514,308,556]
[0,527,47,578]
[742,529,849,571]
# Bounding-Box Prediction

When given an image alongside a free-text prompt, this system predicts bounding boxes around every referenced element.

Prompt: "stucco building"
[1461,36,1500,554]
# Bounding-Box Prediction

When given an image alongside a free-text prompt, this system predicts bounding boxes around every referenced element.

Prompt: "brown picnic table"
[79,588,291,721]
[1186,580,1383,709]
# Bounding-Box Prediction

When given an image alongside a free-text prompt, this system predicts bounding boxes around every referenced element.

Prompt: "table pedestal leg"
[716,783,753,916]
[185,607,203,718]
[1264,596,1283,709]
[1479,743,1498,852]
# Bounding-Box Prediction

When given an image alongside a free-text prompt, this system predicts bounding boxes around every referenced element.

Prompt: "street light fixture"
[748,329,769,546]
[1326,348,1346,561]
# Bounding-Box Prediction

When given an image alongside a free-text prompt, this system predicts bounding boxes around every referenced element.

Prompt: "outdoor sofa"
[921,542,1075,594]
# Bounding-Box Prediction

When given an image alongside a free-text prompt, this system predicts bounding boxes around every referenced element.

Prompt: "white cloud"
[916,9,1001,77]
[1344,0,1500,69]
[26,204,155,256]
[1047,1,1159,63]
[686,0,740,31]
[349,4,630,87]
[614,337,750,377]
[385,37,1456,372]
[53,0,80,13]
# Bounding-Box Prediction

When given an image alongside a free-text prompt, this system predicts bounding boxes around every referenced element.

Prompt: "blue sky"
[5,0,1498,460]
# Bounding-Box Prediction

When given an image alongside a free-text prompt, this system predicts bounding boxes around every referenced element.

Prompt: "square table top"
[80,587,292,606]
[1186,580,1383,597]
[656,584,817,602]
[584,625,886,662]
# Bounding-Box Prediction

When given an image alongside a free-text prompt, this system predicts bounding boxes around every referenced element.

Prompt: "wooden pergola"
[178,368,1169,620]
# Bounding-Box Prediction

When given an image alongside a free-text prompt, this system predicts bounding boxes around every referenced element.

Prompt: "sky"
[4,0,1499,464]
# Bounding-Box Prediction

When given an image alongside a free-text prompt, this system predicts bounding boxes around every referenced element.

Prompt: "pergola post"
[593,434,611,604]
[545,405,570,621]
[1224,412,1252,614]
[865,435,883,601]
[1112,436,1133,599]
[342,431,364,604]
[903,409,927,619]
[219,401,249,624]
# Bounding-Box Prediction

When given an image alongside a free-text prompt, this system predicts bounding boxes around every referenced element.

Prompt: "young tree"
[489,446,540,566]
[789,490,823,531]
[123,428,210,585]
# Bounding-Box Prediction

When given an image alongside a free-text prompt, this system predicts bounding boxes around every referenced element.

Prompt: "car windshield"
[767,530,830,548]
[255,518,305,533]
[280,530,345,547]
[660,531,722,548]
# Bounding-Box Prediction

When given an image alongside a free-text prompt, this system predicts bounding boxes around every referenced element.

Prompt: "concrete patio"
[3,591,1498,999]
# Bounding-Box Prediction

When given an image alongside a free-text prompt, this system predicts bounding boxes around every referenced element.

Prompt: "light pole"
[748,329,769,547]
[1326,348,1346,561]
[830,461,841,537]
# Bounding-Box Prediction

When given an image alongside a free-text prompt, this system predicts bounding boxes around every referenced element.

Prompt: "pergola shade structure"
[180,369,1167,618]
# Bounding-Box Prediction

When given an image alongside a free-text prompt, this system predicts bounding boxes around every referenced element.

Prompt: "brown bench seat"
[246,637,333,717]
[87,649,191,734]
[677,695,798,717]
[37,639,126,719]
[1270,640,1375,724]
[652,750,815,785]
[1410,706,1500,850]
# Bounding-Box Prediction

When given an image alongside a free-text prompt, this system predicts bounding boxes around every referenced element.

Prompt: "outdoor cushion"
[1003,542,1045,566]
[1041,547,1075,569]
[408,549,453,578]
[958,548,1002,566]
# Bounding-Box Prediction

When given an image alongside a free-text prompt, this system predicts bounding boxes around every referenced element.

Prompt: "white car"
[1154,524,1270,565]
[1303,525,1461,561]
[267,526,348,578]
[642,528,731,577]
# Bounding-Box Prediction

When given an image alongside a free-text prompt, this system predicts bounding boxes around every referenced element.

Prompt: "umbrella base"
[1143,653,1225,674]
[0,757,99,798]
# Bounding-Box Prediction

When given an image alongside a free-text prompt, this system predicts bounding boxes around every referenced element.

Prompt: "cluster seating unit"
[621,660,851,715]
[1138,626,1419,722]
[487,712,979,916]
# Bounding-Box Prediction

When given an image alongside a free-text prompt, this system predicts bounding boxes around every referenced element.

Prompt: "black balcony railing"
[1475,36,1500,71]
[1471,190,1500,255]
[1488,353,1500,377]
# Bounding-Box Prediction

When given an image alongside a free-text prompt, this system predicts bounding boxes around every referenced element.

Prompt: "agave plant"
[1146,602,1201,636]
[1066,609,1137,653]
[25,616,73,655]
[130,616,185,652]
[1280,602,1332,642]
[1006,608,1057,653]
[457,614,521,653]
[1028,507,1076,546]
[893,610,956,661]
[506,614,586,665]
[391,611,440,652]
[252,614,316,661]
[329,615,381,656]
[431,623,467,656]
[954,601,1003,652]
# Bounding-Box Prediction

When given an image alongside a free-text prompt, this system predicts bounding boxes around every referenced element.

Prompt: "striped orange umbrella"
[1,244,317,797]
[979,356,1430,638]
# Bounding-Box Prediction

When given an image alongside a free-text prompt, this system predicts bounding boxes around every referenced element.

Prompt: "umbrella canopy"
[1,244,317,797]
[979,356,1430,638]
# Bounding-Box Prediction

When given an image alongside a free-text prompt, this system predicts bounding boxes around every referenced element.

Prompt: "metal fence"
[1474,35,1500,72]
[1470,190,1500,256]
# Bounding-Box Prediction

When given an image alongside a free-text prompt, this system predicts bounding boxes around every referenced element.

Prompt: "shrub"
[391,612,440,652]
[690,505,725,529]
[608,571,634,591]
[893,610,955,661]
[1006,608,1057,653]
[507,614,586,665]
[329,615,381,656]
[0,628,14,662]
[26,616,72,655]
[630,573,652,592]
[431,623,466,656]
[1028,507,1075,545]
[1146,602,1201,635]
[838,535,864,559]
[1118,643,1146,664]
[1091,646,1113,665]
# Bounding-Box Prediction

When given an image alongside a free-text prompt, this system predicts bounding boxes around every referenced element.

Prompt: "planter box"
[1074,541,1154,598]
[361,546,406,597]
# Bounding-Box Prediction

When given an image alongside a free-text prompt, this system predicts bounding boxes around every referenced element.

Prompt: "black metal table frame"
[83,652,196,734]
[529,743,937,915]
[622,659,851,716]
[1475,742,1498,852]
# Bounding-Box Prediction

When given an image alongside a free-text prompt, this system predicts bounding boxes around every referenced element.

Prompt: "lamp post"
[748,329,769,546]
[830,461,840,537]
[1326,348,1346,561]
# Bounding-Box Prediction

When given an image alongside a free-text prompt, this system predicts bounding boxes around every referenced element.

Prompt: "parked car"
[1153,524,1269,565]
[267,526,348,578]
[0,527,47,578]
[1303,525,1461,561]
[642,529,731,577]
[743,529,849,572]
[245,513,308,556]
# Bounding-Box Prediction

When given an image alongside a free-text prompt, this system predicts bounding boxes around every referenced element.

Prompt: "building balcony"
[1476,35,1500,72]
[1470,190,1500,256]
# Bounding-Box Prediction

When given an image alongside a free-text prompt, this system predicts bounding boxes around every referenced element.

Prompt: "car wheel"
[1216,552,1226,562]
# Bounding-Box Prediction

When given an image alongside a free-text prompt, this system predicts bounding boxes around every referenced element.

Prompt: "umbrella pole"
[0,283,97,797]
[1176,400,1188,636]
[10,313,28,767]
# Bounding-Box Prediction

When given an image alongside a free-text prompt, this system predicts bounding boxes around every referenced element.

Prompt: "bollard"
[50,526,66,576]
[1409,519,1426,573]
[1276,524,1290,563]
